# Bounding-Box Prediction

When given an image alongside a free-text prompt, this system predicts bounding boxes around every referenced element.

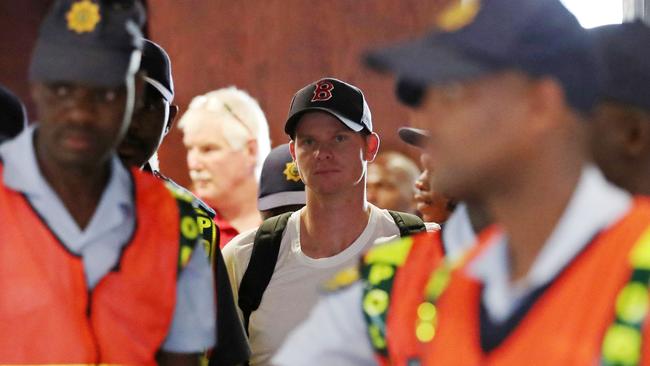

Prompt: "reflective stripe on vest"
[361,231,445,366]
[601,225,650,365]
[0,165,179,364]
[378,226,497,366]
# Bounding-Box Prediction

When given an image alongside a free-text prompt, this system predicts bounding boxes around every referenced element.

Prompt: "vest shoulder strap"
[361,236,417,359]
[388,210,426,237]
[163,181,205,271]
[238,211,293,334]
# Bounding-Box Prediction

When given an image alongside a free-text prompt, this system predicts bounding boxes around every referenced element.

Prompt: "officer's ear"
[621,109,650,158]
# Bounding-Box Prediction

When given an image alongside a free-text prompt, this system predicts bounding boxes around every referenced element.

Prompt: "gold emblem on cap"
[435,0,480,32]
[66,0,101,34]
[283,161,301,182]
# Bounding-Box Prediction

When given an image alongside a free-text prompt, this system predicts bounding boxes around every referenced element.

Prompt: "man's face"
[589,101,647,189]
[290,112,379,196]
[182,110,256,204]
[367,163,414,212]
[31,82,128,169]
[119,85,173,168]
[410,72,533,199]
[414,153,454,223]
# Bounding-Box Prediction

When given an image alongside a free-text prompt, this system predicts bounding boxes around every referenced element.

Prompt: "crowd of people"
[1,0,650,365]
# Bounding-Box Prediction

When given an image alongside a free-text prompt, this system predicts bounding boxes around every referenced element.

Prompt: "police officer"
[275,0,650,364]
[116,37,250,366]
[0,1,214,364]
[589,21,650,196]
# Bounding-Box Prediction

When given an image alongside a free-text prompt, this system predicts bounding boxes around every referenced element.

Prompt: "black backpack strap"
[237,211,293,334]
[388,210,427,237]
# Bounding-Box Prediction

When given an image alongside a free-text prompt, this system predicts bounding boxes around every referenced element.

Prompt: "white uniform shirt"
[272,202,476,366]
[469,165,630,323]
[273,167,631,365]
[222,204,401,366]
[0,126,216,353]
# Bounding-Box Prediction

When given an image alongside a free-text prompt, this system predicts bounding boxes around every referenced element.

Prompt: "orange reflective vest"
[423,198,650,365]
[362,227,497,366]
[0,165,181,365]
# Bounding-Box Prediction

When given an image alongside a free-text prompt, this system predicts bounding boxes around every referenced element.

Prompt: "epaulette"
[155,170,216,219]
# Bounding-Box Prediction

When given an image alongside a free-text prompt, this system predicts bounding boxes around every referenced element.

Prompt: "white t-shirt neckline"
[288,204,383,268]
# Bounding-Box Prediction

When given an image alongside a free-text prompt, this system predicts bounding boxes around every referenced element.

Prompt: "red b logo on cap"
[311,80,334,102]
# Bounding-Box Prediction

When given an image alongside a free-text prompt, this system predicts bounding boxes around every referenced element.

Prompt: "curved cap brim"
[398,127,430,148]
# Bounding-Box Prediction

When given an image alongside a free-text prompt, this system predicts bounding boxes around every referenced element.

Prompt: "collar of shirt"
[467,165,631,323]
[0,124,134,255]
[441,203,477,261]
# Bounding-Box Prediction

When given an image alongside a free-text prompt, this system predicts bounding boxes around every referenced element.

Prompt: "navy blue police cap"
[591,21,650,111]
[258,144,306,211]
[366,0,602,114]
[141,39,175,102]
[29,0,145,88]
[285,78,372,138]
[0,85,27,141]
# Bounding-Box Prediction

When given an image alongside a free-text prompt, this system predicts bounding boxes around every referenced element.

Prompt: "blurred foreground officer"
[275,0,650,365]
[257,143,306,220]
[0,1,215,364]
[0,85,27,143]
[179,87,271,246]
[590,21,650,196]
[117,39,250,366]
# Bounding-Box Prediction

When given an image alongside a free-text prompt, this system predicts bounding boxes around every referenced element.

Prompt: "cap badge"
[66,0,101,34]
[435,0,480,32]
[283,161,301,182]
[311,80,334,102]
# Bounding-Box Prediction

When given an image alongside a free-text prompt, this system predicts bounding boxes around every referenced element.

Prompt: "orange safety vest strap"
[384,225,498,366]
[361,231,444,364]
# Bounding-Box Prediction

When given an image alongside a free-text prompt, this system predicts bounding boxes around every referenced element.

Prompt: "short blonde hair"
[179,86,271,179]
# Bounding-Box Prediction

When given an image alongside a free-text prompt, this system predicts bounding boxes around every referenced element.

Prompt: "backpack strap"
[388,210,426,237]
[238,211,293,334]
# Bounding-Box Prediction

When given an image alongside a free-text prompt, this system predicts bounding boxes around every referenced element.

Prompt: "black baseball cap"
[591,21,650,111]
[285,78,372,137]
[366,0,602,114]
[29,0,145,88]
[258,144,306,211]
[141,39,174,102]
[0,85,27,141]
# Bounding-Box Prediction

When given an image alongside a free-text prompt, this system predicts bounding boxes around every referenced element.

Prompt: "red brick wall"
[1,1,446,187]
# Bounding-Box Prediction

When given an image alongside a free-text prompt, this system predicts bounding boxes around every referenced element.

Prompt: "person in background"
[116,38,250,366]
[179,87,271,247]
[257,143,306,220]
[0,0,214,364]
[589,21,650,196]
[400,127,456,223]
[367,150,420,214]
[0,85,28,143]
[224,78,426,366]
